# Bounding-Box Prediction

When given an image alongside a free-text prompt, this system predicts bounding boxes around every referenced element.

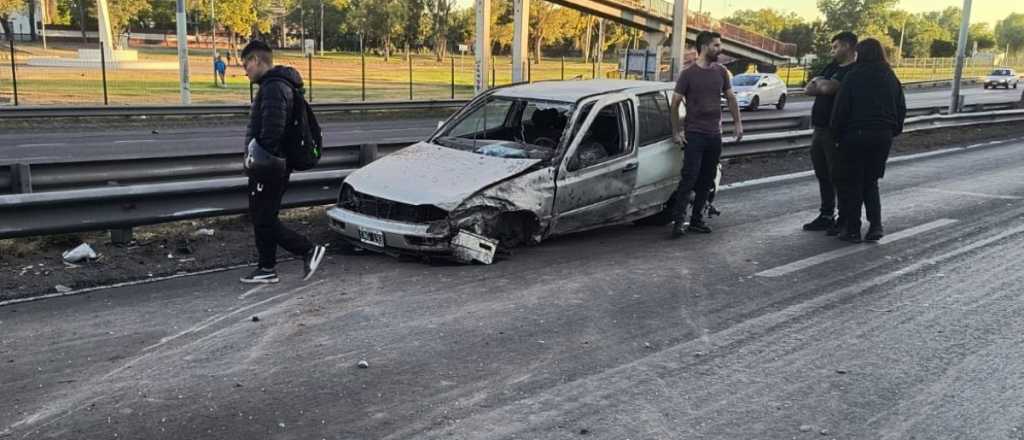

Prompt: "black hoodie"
[246,65,304,157]
[830,62,907,139]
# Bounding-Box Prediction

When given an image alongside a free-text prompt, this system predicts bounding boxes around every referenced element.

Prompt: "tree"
[777,22,817,58]
[995,13,1024,55]
[107,0,151,47]
[529,3,575,62]
[346,0,400,60]
[817,0,897,36]
[929,39,955,57]
[905,16,948,58]
[968,23,996,52]
[425,0,451,60]
[725,8,803,39]
[0,0,25,40]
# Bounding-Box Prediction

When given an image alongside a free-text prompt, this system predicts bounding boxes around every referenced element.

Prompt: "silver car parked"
[326,80,683,263]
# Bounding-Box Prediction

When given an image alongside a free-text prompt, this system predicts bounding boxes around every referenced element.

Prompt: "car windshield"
[434,96,572,161]
[990,69,1011,76]
[732,75,761,86]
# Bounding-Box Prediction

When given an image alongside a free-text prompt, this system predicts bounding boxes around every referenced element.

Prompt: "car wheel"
[746,96,760,111]
[775,94,787,110]
[635,192,677,226]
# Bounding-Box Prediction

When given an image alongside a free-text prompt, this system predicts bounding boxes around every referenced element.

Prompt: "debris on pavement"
[357,360,369,369]
[451,230,498,265]
[62,243,97,263]
[193,228,216,237]
[54,284,72,293]
[800,425,813,432]
[251,316,260,322]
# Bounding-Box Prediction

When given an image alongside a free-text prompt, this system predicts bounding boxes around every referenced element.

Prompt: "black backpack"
[268,79,323,171]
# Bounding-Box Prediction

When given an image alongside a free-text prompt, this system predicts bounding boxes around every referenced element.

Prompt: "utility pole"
[40,0,48,50]
[474,0,491,94]
[176,0,191,104]
[320,0,324,56]
[671,0,689,79]
[949,0,971,114]
[897,18,906,63]
[211,0,216,86]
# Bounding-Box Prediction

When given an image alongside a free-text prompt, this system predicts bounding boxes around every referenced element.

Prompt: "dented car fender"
[447,166,558,247]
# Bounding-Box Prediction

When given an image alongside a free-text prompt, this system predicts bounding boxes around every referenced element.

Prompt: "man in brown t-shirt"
[668,31,743,238]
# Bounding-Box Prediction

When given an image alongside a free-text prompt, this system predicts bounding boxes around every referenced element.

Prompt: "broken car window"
[437,96,570,161]
[638,92,673,146]
[573,102,625,169]
[447,98,515,139]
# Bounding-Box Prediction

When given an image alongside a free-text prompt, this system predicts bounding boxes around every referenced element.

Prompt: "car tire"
[775,94,787,110]
[746,96,760,111]
[635,192,677,226]
[983,84,989,89]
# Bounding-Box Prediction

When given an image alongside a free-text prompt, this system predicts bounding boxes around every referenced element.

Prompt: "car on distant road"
[722,73,788,111]
[983,68,1019,89]
[326,80,683,264]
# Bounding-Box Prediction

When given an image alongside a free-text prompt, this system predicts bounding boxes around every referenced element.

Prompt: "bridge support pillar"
[670,0,688,80]
[644,31,667,81]
[474,0,492,94]
[512,0,529,83]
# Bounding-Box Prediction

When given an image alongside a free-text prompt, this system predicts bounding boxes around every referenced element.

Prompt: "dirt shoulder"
[3,123,1023,302]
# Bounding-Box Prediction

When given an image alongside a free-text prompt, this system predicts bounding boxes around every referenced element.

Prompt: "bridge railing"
[616,0,797,57]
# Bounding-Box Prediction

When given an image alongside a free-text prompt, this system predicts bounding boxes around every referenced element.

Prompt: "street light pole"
[897,18,906,63]
[211,0,216,86]
[40,0,48,50]
[175,0,191,104]
[319,0,324,56]
[949,0,971,114]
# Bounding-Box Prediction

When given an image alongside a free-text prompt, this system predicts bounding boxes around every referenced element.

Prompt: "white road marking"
[756,219,959,278]
[920,188,1024,200]
[15,143,67,148]
[238,285,267,300]
[113,139,156,144]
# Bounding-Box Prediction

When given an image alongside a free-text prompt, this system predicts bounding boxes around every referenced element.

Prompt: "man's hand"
[673,132,687,147]
[733,124,744,143]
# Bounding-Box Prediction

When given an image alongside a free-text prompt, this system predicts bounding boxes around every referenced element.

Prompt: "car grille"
[340,186,448,224]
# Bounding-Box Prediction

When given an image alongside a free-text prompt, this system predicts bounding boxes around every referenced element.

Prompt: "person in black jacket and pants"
[830,38,907,243]
[240,40,326,284]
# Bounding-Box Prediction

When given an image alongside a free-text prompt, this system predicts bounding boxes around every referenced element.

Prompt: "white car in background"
[723,73,788,111]
[983,68,1019,89]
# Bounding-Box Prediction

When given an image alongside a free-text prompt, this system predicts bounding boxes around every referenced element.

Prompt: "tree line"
[2,0,1023,64]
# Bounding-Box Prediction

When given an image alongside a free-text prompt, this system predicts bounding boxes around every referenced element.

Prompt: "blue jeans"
[671,132,723,223]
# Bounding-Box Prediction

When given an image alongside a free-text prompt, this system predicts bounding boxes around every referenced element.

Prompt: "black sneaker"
[838,231,862,243]
[671,220,687,239]
[803,215,835,231]
[864,226,884,242]
[303,245,326,281]
[240,268,279,284]
[687,220,712,234]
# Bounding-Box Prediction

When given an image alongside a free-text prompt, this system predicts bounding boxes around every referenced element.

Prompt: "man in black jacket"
[802,32,856,235]
[240,40,325,284]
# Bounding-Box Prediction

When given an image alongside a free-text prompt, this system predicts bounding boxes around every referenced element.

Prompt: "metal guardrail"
[1,108,1022,239]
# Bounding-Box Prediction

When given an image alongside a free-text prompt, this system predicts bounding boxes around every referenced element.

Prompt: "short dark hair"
[855,38,889,65]
[241,39,273,65]
[831,32,858,48]
[695,31,721,54]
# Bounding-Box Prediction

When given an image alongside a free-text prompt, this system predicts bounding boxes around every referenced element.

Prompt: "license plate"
[358,228,385,247]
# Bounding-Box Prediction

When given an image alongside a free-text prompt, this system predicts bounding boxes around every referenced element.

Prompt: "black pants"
[810,128,840,217]
[836,129,893,232]
[248,174,313,269]
[671,132,722,223]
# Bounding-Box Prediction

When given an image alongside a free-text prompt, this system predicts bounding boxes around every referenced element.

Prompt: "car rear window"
[637,92,673,146]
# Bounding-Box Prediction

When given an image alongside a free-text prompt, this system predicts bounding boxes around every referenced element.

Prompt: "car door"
[632,90,683,213]
[550,93,639,235]
[770,76,785,104]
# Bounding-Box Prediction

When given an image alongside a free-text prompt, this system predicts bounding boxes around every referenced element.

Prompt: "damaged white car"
[326,80,683,264]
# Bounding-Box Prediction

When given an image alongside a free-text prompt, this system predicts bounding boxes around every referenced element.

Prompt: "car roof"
[492,80,673,103]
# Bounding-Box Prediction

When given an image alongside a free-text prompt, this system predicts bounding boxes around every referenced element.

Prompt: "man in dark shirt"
[802,32,857,235]
[668,31,743,238]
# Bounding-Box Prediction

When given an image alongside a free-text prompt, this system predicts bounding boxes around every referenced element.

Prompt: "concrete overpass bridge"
[473,0,798,92]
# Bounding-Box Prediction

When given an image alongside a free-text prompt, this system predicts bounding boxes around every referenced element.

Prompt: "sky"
[455,0,1022,28]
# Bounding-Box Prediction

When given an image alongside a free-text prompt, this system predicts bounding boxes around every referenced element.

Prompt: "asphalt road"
[3,136,1024,438]
[0,85,1019,163]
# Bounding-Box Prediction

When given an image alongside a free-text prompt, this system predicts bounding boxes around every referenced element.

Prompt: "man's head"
[830,32,858,63]
[241,39,274,82]
[683,46,698,67]
[695,31,723,62]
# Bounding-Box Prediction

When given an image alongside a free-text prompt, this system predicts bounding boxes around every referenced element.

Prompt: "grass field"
[1,42,1021,105]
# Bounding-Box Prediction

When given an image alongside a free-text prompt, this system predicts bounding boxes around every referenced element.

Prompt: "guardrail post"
[308,53,313,102]
[359,143,378,166]
[11,163,31,193]
[450,56,455,99]
[110,228,133,245]
[561,56,565,80]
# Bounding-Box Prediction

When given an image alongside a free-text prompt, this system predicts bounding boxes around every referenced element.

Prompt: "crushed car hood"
[344,142,542,211]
